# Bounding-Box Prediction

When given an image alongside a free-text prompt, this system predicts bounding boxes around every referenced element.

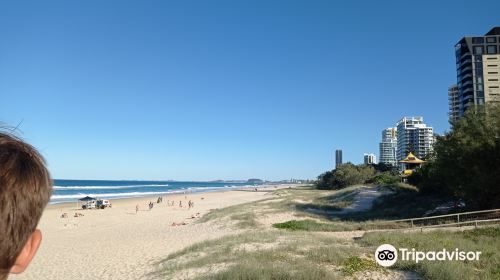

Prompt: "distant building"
[448,84,460,123]
[363,153,376,165]
[335,149,342,169]
[379,127,398,166]
[453,27,500,120]
[396,117,435,166]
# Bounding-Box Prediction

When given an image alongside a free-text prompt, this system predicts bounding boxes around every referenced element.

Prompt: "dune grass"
[197,197,275,225]
[154,231,373,280]
[342,256,378,276]
[196,185,363,229]
[358,226,500,280]
[341,183,448,221]
[156,185,500,279]
[273,219,408,232]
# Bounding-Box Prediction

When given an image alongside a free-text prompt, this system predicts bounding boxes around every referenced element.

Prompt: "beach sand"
[11,185,288,280]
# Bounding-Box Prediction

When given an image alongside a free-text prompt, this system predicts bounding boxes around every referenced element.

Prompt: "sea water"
[51,179,257,204]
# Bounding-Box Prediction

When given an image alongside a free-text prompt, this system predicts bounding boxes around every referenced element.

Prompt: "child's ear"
[10,230,42,274]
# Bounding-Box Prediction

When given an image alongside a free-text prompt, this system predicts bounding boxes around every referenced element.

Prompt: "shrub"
[370,173,399,185]
[317,163,375,190]
[414,104,500,209]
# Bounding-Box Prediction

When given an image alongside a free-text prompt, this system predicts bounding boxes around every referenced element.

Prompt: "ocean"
[51,179,259,204]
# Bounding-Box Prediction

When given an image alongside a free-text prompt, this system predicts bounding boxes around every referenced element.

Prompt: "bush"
[370,173,399,185]
[414,104,500,209]
[317,163,375,190]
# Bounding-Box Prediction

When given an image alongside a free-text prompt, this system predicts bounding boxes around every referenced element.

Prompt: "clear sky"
[1,0,499,181]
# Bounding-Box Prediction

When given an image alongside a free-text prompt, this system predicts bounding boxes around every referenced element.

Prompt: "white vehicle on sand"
[96,199,112,209]
[81,198,112,209]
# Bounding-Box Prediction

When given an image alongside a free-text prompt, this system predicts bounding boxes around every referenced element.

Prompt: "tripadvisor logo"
[375,244,397,267]
[375,244,482,267]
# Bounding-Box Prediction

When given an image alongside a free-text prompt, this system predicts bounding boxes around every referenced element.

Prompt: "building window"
[472,37,485,44]
[486,45,497,54]
[473,46,484,55]
[486,37,497,43]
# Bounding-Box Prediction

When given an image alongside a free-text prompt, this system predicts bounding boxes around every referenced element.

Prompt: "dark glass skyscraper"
[335,149,342,169]
[454,27,500,119]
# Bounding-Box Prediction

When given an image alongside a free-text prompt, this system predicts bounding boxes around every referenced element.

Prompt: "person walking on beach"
[179,201,182,208]
[135,204,139,214]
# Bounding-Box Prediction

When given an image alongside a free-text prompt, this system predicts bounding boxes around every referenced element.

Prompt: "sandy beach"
[11,185,290,280]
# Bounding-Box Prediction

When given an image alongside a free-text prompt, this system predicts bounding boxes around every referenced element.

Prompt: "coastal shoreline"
[46,184,289,209]
[12,184,296,280]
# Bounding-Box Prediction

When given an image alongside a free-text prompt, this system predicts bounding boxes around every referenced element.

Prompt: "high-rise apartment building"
[335,149,342,169]
[453,27,500,119]
[379,127,397,166]
[448,84,460,123]
[363,153,376,165]
[396,117,434,163]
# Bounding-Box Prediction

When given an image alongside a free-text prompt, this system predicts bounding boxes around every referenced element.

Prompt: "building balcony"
[459,52,471,60]
[458,59,472,67]
[459,66,473,74]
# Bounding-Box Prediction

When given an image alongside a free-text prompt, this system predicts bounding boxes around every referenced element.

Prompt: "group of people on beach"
[134,195,197,214]
[60,212,84,218]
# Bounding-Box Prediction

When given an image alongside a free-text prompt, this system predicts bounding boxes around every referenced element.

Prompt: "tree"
[317,163,376,190]
[411,104,500,209]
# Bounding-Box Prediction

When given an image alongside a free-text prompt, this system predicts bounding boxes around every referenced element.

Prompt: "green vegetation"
[343,183,448,220]
[273,219,339,231]
[370,172,399,185]
[342,257,378,276]
[197,196,277,228]
[359,227,500,280]
[316,162,399,190]
[409,104,500,209]
[198,186,363,229]
[272,218,409,232]
[157,185,500,279]
[294,186,358,214]
[154,231,373,280]
[316,163,376,189]
[230,212,258,228]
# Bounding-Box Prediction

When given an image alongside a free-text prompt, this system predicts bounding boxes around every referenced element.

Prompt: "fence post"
[411,220,414,228]
[457,214,460,223]
[475,221,478,228]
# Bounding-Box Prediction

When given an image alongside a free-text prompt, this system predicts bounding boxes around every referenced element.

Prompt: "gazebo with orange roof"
[399,152,425,177]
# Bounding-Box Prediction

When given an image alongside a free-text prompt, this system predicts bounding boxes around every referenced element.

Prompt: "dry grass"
[154,231,378,279]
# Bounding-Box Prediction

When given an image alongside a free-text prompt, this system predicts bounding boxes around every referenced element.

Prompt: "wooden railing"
[387,209,500,229]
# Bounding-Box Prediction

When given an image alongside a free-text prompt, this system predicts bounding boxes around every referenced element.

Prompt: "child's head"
[0,132,52,279]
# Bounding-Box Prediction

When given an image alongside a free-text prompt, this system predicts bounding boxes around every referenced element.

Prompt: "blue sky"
[1,0,499,181]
